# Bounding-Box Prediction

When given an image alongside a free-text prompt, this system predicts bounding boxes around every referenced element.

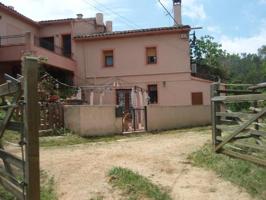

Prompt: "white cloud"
[206,25,221,34]
[1,0,121,21]
[220,27,266,54]
[156,0,207,20]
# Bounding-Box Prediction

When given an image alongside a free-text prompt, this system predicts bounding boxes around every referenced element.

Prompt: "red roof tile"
[0,2,39,27]
[74,26,191,40]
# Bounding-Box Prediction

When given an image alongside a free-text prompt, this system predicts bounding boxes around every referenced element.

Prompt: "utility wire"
[82,0,139,29]
[89,0,140,29]
[157,0,180,27]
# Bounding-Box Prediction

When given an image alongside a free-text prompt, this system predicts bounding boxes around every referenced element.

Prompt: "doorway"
[62,34,72,58]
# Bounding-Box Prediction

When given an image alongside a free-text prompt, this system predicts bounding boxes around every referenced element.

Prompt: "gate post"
[144,106,148,131]
[211,83,221,151]
[22,57,40,200]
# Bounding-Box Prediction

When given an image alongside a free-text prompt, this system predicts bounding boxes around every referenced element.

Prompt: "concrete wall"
[64,105,122,136]
[64,104,211,136]
[147,105,211,131]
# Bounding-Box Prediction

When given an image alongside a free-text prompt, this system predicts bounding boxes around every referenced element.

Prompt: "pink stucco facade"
[0,2,212,107]
[75,30,212,106]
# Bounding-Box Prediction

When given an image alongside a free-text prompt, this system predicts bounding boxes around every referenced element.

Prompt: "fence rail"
[0,34,26,47]
[211,82,266,167]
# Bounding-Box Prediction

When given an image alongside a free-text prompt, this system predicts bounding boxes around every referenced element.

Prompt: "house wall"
[0,10,39,41]
[74,33,212,106]
[75,33,191,80]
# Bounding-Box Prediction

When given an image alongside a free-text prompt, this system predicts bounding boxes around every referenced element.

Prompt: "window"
[103,50,114,67]
[40,37,54,51]
[146,47,157,64]
[148,85,158,104]
[62,34,72,58]
[191,92,203,105]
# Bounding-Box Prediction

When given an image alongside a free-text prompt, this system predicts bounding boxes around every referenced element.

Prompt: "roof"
[39,17,96,25]
[0,2,39,27]
[74,26,191,40]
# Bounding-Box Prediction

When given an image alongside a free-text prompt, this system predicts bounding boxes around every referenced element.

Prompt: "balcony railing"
[34,36,73,59]
[0,34,72,59]
[0,34,26,47]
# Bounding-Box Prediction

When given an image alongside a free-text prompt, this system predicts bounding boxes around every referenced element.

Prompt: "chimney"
[106,21,113,32]
[96,13,104,26]
[77,14,83,19]
[8,6,14,10]
[173,0,182,26]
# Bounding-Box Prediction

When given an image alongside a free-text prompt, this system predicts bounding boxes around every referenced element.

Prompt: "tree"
[190,35,228,80]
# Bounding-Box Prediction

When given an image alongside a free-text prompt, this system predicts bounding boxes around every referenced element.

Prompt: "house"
[0,0,212,135]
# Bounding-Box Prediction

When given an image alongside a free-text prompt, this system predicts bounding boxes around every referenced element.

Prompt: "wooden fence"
[14,102,64,134]
[211,82,266,167]
[0,57,41,200]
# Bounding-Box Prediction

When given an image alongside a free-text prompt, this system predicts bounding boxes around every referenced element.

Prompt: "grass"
[0,171,57,200]
[188,145,266,200]
[108,167,172,200]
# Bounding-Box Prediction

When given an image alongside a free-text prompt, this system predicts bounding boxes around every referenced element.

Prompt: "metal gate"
[122,107,147,134]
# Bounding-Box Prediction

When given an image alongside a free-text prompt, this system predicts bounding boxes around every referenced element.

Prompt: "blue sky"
[2,0,266,54]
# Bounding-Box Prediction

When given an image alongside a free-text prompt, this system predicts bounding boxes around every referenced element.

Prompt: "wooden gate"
[211,82,266,167]
[0,57,40,199]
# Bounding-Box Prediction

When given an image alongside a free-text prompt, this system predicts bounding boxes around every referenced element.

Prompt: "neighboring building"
[0,1,212,110]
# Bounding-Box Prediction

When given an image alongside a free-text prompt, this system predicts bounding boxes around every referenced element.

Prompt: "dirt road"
[40,130,253,200]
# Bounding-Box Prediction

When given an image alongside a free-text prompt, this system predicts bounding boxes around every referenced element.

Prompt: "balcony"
[0,33,76,72]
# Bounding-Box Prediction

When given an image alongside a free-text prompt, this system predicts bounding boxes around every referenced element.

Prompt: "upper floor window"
[148,84,158,104]
[103,50,114,67]
[191,92,203,105]
[146,47,157,64]
[40,37,54,51]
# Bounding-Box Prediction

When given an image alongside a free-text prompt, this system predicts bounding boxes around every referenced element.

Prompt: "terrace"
[0,32,76,72]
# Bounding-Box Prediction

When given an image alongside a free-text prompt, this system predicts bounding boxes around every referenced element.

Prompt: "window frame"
[146,47,158,65]
[191,92,203,105]
[147,84,158,104]
[103,49,114,67]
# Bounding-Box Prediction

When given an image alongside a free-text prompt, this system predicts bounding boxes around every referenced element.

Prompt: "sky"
[1,0,266,54]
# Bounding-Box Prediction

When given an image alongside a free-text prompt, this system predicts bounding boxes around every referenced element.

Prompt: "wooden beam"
[0,167,23,189]
[0,149,24,169]
[0,120,23,132]
[22,57,40,200]
[215,108,266,152]
[233,141,266,152]
[217,89,260,95]
[248,82,266,90]
[0,176,24,200]
[221,149,266,167]
[216,112,255,119]
[212,94,266,103]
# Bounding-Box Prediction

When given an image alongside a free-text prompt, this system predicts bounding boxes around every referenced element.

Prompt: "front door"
[116,89,131,112]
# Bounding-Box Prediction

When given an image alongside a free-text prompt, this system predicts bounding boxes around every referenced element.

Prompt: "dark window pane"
[40,37,54,51]
[147,56,157,64]
[148,85,158,104]
[103,50,114,67]
[106,56,113,66]
[146,47,157,64]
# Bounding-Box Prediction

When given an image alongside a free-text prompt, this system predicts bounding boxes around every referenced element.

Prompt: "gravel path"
[40,130,253,200]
